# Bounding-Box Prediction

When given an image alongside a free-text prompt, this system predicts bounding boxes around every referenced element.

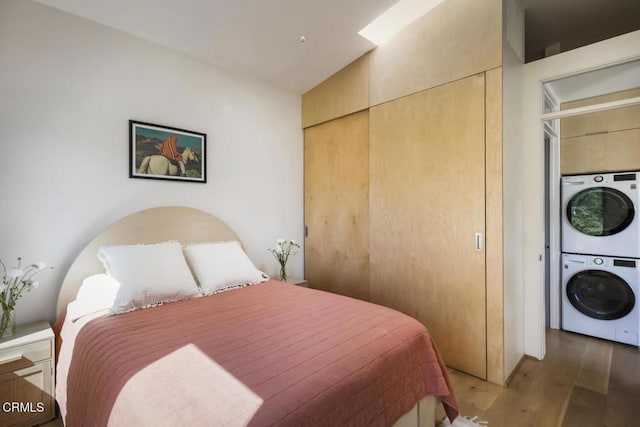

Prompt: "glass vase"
[279,264,287,282]
[0,309,16,339]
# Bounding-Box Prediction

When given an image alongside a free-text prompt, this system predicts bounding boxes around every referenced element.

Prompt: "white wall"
[502,0,525,378]
[0,0,304,324]
[522,30,640,359]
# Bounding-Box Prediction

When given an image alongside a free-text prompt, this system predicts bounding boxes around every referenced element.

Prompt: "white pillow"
[183,241,267,295]
[67,274,120,321]
[97,241,200,314]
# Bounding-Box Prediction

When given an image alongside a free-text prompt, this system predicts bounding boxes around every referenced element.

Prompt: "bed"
[55,206,458,426]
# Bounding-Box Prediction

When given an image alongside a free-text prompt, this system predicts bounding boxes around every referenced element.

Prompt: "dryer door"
[566,187,635,236]
[566,269,635,320]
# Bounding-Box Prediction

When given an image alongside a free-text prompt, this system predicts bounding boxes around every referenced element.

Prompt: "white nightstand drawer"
[0,321,55,426]
[0,339,51,366]
[0,360,55,426]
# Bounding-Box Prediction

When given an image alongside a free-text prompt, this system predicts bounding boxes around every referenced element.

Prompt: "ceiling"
[35,0,396,94]
[35,0,640,93]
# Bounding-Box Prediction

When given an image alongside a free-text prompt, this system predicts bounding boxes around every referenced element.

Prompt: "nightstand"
[283,277,308,287]
[0,320,55,427]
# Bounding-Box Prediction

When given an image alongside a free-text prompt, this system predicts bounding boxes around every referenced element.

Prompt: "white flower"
[6,268,24,279]
[0,257,52,312]
[276,238,285,244]
[275,245,283,255]
[290,239,296,245]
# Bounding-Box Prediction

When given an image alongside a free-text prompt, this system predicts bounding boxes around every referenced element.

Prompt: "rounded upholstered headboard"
[57,206,241,316]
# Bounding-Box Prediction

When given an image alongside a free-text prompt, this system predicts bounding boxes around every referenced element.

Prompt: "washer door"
[566,187,635,236]
[566,270,635,320]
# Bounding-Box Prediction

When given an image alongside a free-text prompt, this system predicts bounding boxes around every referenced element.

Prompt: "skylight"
[358,0,446,45]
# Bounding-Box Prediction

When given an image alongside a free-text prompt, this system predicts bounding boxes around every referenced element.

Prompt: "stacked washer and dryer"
[561,171,639,346]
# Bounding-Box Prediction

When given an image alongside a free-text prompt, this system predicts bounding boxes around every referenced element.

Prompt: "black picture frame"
[129,120,206,183]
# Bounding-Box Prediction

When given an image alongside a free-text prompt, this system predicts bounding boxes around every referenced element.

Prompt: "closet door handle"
[475,232,484,252]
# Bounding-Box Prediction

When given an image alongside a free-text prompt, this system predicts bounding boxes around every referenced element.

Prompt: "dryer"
[562,253,638,346]
[562,171,640,258]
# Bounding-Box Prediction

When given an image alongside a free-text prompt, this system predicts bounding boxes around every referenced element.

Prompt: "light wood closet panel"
[485,67,504,385]
[369,0,501,106]
[304,110,369,300]
[369,74,487,379]
[302,54,370,128]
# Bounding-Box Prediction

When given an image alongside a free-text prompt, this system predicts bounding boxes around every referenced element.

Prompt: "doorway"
[540,58,640,341]
[522,32,640,360]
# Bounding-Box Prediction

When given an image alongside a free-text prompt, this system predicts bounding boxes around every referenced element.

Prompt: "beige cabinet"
[0,321,55,427]
[560,88,640,175]
[561,129,640,175]
[560,88,640,138]
[303,73,502,381]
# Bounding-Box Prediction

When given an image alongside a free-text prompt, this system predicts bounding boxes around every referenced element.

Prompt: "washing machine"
[562,253,638,346]
[562,171,640,258]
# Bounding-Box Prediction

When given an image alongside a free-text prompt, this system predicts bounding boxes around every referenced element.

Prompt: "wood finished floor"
[436,328,640,427]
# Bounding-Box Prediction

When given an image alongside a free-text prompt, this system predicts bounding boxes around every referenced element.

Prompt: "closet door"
[369,75,487,378]
[304,110,369,300]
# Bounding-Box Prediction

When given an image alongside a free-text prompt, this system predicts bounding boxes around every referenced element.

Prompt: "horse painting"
[137,147,199,177]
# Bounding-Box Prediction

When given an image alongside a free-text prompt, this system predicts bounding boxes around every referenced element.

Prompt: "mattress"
[56,280,458,426]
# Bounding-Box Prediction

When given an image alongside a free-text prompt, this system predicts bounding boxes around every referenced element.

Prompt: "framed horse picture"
[129,120,206,183]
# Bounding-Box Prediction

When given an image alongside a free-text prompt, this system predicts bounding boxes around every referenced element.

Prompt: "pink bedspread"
[61,281,458,426]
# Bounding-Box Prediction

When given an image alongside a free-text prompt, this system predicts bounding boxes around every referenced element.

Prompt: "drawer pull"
[0,354,23,365]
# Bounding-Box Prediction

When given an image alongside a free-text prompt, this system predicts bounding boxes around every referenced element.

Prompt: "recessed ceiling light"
[358,0,446,45]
